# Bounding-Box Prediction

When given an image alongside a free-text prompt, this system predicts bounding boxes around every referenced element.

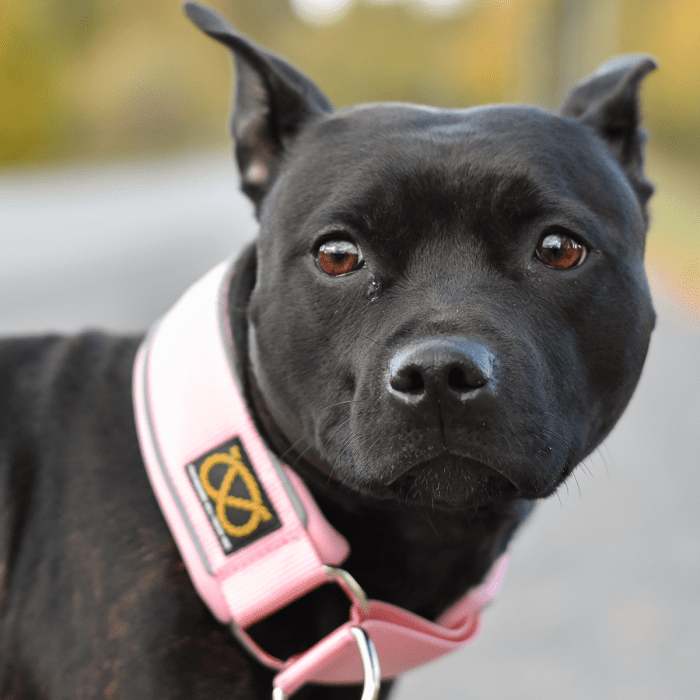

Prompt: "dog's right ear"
[184,2,333,209]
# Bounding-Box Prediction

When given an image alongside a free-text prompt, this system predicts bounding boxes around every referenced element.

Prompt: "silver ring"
[350,627,381,700]
[322,565,371,614]
[272,626,381,700]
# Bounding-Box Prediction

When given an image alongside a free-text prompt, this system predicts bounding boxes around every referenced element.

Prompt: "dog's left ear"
[559,55,657,213]
[184,2,333,209]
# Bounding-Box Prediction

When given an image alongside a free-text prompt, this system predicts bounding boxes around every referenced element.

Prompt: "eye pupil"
[316,240,362,276]
[536,232,586,269]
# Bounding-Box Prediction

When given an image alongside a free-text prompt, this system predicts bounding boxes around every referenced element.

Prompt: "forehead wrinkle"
[300,157,550,258]
[466,168,545,225]
[290,127,620,249]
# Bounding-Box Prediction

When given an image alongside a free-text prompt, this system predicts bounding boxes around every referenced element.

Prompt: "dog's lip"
[384,449,518,489]
[363,451,522,508]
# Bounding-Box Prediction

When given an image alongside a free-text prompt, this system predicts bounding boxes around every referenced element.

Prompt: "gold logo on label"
[199,445,273,538]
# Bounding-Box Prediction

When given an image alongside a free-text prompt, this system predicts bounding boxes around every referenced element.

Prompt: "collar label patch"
[186,437,281,554]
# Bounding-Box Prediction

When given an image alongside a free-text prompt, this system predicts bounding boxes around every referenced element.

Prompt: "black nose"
[388,336,495,404]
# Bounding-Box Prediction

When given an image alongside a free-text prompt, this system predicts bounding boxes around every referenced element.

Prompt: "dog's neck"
[227,244,531,630]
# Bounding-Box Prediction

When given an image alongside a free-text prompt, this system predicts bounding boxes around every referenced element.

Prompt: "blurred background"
[1,1,698,698]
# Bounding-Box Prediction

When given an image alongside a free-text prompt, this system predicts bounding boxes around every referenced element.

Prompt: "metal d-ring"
[350,627,382,700]
[322,565,371,614]
[272,625,381,700]
[232,567,370,671]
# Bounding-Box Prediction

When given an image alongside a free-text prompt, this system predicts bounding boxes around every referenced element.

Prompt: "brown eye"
[316,240,363,276]
[536,232,587,270]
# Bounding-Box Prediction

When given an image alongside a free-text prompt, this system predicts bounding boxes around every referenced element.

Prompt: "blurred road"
[2,152,698,699]
[0,151,257,335]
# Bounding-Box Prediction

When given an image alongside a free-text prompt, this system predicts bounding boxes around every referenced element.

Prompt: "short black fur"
[0,3,656,698]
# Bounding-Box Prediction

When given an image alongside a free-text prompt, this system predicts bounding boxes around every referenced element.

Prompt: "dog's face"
[186,3,656,510]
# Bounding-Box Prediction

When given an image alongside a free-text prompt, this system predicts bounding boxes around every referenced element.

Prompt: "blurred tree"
[619,0,700,156]
[0,0,698,164]
[514,0,623,108]
[0,1,104,162]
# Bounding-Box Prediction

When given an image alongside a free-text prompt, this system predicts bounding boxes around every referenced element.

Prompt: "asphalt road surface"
[2,152,698,699]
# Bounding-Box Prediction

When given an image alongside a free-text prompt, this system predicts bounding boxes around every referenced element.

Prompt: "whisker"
[358,333,388,349]
[571,471,582,498]
[277,434,312,462]
[595,443,613,482]
[312,397,372,417]
[322,415,354,450]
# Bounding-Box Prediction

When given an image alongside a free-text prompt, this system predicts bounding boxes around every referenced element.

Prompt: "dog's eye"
[535,232,587,270]
[316,240,363,276]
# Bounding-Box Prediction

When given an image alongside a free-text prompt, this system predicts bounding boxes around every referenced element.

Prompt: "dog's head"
[186,3,656,510]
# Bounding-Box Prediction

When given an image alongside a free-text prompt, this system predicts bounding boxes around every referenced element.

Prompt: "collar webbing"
[133,258,508,696]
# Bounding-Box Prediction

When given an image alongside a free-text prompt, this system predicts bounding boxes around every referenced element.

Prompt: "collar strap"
[133,259,508,696]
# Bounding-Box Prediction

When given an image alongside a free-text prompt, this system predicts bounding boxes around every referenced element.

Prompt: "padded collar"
[133,258,508,697]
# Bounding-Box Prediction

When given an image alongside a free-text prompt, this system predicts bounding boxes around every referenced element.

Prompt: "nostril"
[448,367,469,392]
[389,336,495,404]
[448,365,488,392]
[390,368,425,394]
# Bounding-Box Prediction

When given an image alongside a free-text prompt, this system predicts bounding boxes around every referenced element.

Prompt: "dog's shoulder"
[0,332,212,695]
[0,331,143,569]
[0,331,141,472]
[0,331,276,698]
[0,331,139,404]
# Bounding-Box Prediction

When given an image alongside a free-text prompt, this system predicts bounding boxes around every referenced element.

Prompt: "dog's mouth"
[364,452,521,509]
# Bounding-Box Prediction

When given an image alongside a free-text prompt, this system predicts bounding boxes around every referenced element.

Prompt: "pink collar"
[133,258,508,699]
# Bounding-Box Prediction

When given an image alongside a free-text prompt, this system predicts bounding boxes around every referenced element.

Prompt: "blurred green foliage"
[2,0,698,165]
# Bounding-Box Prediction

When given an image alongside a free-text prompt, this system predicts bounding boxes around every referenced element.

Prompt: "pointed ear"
[184,2,333,209]
[559,55,657,212]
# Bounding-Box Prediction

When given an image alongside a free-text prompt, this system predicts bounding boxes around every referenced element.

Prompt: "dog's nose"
[388,337,494,404]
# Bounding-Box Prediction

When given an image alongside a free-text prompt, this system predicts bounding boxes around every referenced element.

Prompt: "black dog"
[0,3,656,698]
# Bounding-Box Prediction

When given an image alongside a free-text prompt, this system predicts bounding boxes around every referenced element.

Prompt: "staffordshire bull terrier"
[0,3,656,698]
